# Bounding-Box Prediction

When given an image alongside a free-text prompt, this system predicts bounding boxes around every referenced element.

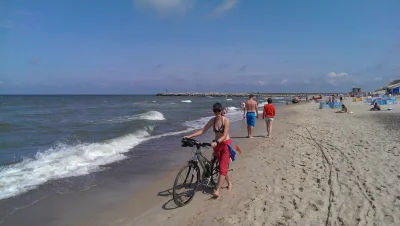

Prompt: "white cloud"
[374,77,382,81]
[211,0,238,16]
[257,81,265,85]
[327,72,348,78]
[134,0,195,14]
[280,79,288,85]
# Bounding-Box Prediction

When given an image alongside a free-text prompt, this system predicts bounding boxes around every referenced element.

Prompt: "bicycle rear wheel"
[210,157,220,185]
[172,163,200,207]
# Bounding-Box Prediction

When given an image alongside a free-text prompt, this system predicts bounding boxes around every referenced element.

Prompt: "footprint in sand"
[308,202,319,211]
[384,215,394,224]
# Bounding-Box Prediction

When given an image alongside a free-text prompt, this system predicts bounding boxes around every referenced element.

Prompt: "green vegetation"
[389,79,400,85]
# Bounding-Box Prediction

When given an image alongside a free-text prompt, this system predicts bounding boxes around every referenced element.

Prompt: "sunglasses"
[213,109,222,113]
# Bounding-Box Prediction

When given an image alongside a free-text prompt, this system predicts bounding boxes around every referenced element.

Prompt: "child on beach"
[240,102,246,118]
[262,98,276,138]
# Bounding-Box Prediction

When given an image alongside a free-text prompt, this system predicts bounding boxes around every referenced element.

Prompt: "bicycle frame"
[189,146,215,186]
[190,147,210,170]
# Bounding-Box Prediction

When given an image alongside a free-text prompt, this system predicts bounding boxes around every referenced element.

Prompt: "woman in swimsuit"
[184,102,232,198]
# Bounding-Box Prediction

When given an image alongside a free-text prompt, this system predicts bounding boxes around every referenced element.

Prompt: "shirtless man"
[244,94,259,138]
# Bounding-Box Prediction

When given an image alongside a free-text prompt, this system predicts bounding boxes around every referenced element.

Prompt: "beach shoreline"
[0,99,288,226]
[75,104,297,226]
[79,100,399,226]
[156,92,342,98]
[2,99,399,226]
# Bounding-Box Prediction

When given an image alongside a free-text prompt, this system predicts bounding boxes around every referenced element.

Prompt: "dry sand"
[80,100,400,226]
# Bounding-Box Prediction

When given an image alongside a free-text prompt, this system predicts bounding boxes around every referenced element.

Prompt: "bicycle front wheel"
[210,157,220,186]
[172,163,200,207]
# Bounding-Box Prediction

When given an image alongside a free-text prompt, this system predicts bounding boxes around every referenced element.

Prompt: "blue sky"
[0,0,399,94]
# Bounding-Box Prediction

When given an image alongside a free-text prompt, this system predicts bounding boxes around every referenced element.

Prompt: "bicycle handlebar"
[181,138,211,148]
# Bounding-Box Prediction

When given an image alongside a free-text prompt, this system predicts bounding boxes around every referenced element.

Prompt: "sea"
[0,95,288,225]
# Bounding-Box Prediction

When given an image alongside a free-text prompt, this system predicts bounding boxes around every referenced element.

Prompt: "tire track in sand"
[302,126,336,226]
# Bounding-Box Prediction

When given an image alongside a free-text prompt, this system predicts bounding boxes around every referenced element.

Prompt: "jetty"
[155,92,343,98]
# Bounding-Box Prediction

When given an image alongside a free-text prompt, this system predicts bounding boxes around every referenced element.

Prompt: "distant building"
[351,87,362,97]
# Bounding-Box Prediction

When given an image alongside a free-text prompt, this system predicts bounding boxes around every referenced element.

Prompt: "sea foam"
[183,106,243,130]
[104,111,165,123]
[0,127,154,200]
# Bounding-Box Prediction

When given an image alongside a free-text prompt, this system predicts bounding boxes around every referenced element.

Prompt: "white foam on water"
[225,106,239,112]
[104,111,165,123]
[0,107,251,200]
[0,127,155,200]
[226,99,233,101]
[183,108,244,130]
[183,116,213,130]
[135,111,165,121]
[181,100,191,103]
[0,122,204,200]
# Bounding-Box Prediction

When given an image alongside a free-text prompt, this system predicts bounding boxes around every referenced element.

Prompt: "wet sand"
[78,100,400,226]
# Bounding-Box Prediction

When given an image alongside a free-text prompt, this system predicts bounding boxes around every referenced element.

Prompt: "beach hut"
[350,86,363,97]
[394,87,400,95]
[388,82,400,95]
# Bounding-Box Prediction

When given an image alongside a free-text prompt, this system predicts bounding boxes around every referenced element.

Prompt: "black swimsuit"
[213,117,225,133]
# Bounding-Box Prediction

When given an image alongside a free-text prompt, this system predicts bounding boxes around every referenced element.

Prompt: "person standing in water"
[184,102,232,198]
[262,98,276,138]
[240,102,246,118]
[244,94,258,138]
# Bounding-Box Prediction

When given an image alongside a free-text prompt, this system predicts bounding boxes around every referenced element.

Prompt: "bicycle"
[172,138,220,207]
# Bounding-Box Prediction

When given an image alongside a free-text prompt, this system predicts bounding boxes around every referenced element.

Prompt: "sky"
[0,0,399,94]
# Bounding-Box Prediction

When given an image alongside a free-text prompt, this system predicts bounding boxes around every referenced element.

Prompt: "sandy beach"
[76,99,400,226]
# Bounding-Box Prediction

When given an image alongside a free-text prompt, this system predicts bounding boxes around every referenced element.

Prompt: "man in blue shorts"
[244,94,259,138]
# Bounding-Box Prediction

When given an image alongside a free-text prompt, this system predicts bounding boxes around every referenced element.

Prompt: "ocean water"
[0,95,288,201]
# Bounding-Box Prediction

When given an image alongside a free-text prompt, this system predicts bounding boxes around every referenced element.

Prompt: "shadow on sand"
[230,135,265,139]
[157,184,215,210]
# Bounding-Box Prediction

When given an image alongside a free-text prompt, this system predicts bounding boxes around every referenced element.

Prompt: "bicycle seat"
[181,138,196,147]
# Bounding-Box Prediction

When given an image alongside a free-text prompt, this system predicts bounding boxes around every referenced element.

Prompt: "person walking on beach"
[240,102,246,118]
[244,94,258,138]
[262,98,276,137]
[184,102,232,198]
